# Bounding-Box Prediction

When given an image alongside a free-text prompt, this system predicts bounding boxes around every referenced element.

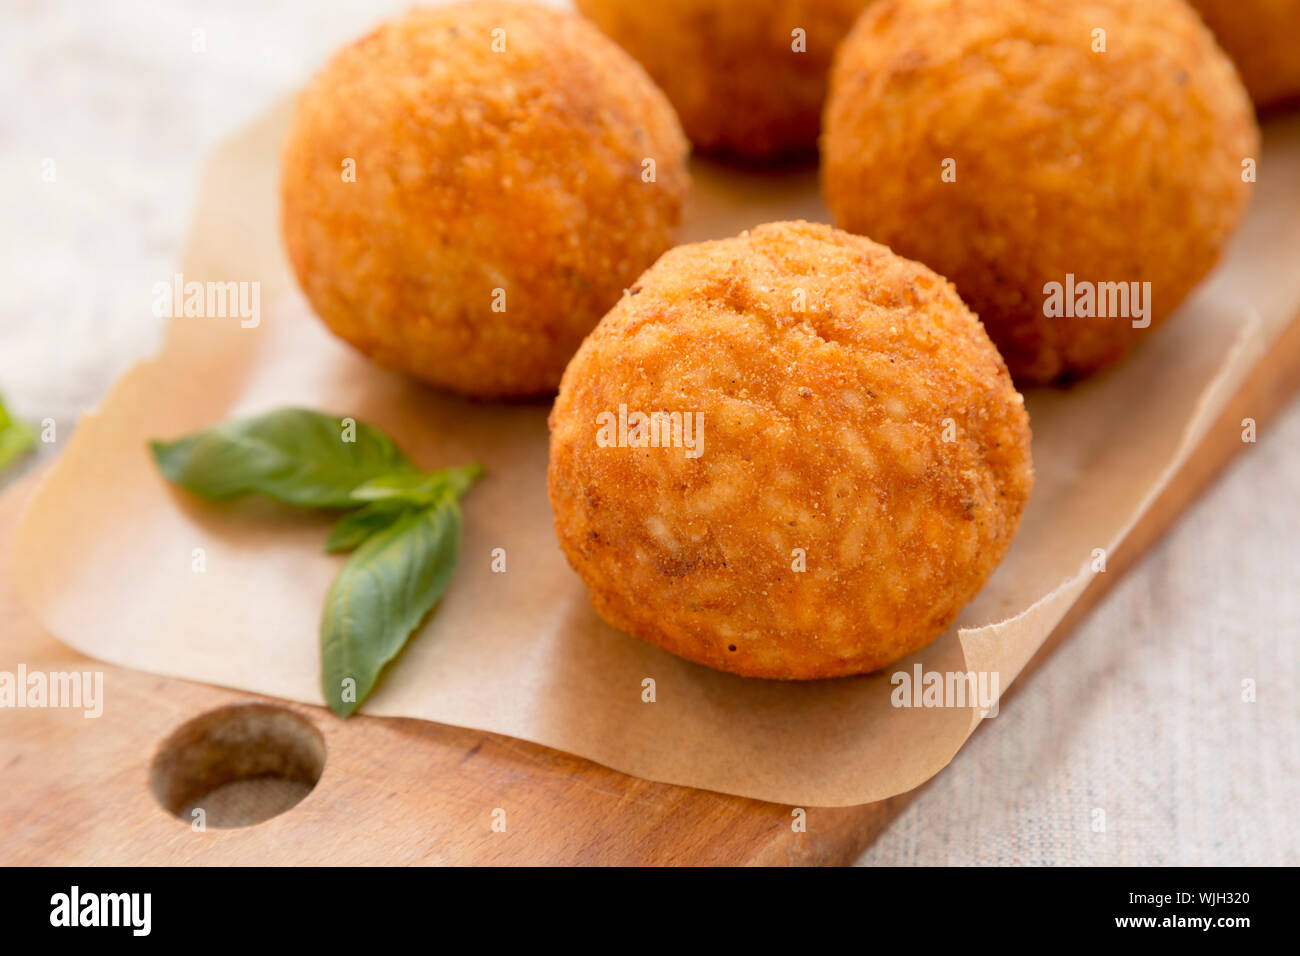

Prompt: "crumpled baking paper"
[13,101,1300,805]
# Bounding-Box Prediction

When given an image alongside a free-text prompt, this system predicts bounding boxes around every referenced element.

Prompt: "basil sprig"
[0,393,36,474]
[150,408,481,717]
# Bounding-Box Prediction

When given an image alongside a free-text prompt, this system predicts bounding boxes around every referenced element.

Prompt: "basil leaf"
[329,464,484,552]
[350,463,484,504]
[320,499,461,716]
[350,471,446,503]
[0,395,36,473]
[436,463,484,499]
[324,498,414,553]
[150,408,416,508]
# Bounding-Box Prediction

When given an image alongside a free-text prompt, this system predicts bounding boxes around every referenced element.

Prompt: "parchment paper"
[13,101,1300,806]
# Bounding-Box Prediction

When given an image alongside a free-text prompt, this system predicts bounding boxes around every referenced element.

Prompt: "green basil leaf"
[0,395,36,473]
[329,465,483,552]
[323,498,414,553]
[349,471,446,503]
[349,463,484,504]
[320,499,461,717]
[150,408,416,508]
[436,463,484,499]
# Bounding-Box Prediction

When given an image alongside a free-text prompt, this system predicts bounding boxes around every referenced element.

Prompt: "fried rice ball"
[1188,0,1300,109]
[281,2,689,398]
[576,0,872,161]
[548,221,1033,679]
[822,0,1259,384]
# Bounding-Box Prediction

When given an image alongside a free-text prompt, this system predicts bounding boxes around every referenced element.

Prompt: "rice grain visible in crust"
[282,1,689,397]
[548,221,1034,678]
[822,0,1258,383]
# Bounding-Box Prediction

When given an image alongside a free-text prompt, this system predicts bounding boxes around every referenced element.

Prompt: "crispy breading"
[548,221,1033,678]
[281,2,689,398]
[576,0,872,161]
[1189,0,1300,109]
[822,0,1259,384]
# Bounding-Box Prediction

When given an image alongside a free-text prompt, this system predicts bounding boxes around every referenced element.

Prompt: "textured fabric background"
[859,407,1300,865]
[2,0,1295,865]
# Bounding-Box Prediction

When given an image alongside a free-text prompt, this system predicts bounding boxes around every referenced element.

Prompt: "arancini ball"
[576,0,872,161]
[822,0,1258,384]
[548,221,1033,679]
[281,1,690,398]
[1188,0,1300,109]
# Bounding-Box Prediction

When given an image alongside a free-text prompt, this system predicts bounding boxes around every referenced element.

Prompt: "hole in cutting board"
[150,703,325,829]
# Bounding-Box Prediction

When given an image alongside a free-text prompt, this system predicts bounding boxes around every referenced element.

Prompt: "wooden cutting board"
[2,312,1298,865]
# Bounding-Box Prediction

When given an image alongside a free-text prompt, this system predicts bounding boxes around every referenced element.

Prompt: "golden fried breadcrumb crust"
[823,0,1258,384]
[281,1,689,398]
[548,221,1033,679]
[1188,0,1300,109]
[576,0,872,161]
